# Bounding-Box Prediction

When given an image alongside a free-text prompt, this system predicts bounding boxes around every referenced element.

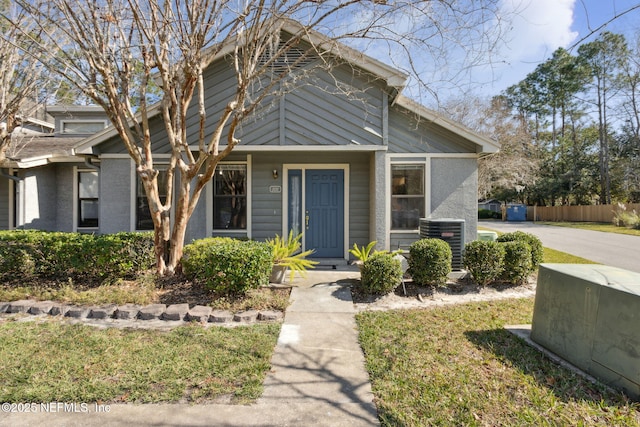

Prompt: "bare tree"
[443,96,539,201]
[10,0,506,275]
[0,1,53,163]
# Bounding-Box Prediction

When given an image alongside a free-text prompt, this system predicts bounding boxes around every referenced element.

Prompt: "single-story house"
[478,199,501,213]
[0,21,499,263]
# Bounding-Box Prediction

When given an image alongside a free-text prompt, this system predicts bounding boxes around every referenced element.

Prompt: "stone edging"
[0,300,283,326]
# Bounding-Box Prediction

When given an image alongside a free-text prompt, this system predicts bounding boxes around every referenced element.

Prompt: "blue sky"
[468,0,640,100]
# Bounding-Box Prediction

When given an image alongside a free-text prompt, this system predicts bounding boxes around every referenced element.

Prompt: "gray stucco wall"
[21,165,57,231]
[0,176,8,230]
[430,157,478,244]
[99,158,133,234]
[371,151,387,251]
[55,165,76,232]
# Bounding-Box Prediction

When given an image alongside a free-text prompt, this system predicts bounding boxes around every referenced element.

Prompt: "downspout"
[83,156,100,170]
[0,168,20,182]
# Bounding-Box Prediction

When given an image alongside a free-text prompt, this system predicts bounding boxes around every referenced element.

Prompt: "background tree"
[443,96,539,203]
[611,32,640,201]
[578,32,629,205]
[9,0,507,275]
[0,1,54,163]
[495,33,640,207]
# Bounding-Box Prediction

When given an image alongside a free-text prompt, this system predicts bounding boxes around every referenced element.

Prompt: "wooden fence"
[526,203,640,223]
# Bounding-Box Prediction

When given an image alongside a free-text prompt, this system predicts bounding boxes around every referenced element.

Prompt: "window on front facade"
[391,164,424,230]
[136,168,168,230]
[78,170,99,228]
[214,164,247,230]
[62,120,107,134]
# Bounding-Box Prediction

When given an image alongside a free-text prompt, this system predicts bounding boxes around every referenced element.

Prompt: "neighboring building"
[478,199,501,213]
[0,21,499,262]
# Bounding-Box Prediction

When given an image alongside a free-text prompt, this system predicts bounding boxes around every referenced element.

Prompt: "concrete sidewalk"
[1,269,379,427]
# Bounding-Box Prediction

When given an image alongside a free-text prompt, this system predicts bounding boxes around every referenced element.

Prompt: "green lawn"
[540,221,640,237]
[357,299,640,426]
[543,247,598,264]
[0,320,280,404]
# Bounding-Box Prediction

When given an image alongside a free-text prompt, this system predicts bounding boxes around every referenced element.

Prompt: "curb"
[0,299,283,326]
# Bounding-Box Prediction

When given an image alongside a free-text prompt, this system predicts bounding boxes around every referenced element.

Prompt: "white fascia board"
[21,117,54,129]
[15,157,51,168]
[202,144,388,152]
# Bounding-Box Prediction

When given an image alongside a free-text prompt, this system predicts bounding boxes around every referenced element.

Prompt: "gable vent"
[258,43,317,74]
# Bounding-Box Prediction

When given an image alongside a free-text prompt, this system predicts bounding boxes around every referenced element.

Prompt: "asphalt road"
[480,220,640,273]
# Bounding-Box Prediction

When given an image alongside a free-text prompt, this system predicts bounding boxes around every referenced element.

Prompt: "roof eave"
[72,103,162,154]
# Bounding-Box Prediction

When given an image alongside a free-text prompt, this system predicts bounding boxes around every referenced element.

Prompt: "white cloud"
[460,0,581,99]
[499,0,578,64]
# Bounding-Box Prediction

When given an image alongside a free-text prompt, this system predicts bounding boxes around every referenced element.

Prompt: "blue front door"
[305,169,344,258]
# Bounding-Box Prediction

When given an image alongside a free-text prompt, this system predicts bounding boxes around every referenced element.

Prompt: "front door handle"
[305,211,310,229]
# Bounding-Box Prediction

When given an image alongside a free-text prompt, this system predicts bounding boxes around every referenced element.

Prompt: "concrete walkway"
[481,220,640,273]
[1,269,379,427]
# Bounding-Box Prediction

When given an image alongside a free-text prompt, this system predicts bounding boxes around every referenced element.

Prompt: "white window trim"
[73,166,100,232]
[206,155,252,237]
[386,155,431,243]
[60,119,108,134]
[281,163,350,259]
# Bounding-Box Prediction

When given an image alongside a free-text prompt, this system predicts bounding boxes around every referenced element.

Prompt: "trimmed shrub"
[408,238,452,286]
[182,237,272,294]
[463,240,505,286]
[501,240,532,285]
[497,231,543,271]
[0,230,154,283]
[89,232,155,280]
[359,251,403,295]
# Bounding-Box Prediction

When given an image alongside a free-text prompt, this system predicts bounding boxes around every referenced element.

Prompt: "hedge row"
[463,231,542,286]
[182,237,273,295]
[0,230,154,283]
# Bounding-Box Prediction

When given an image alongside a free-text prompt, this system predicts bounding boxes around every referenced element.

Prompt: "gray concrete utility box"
[531,264,640,399]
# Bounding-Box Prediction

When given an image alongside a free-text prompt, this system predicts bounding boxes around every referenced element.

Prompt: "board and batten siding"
[249,151,371,249]
[281,69,385,147]
[97,115,168,155]
[388,106,477,154]
[95,57,388,155]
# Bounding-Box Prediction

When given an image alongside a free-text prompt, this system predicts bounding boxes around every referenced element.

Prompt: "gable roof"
[11,19,499,163]
[2,134,84,168]
[203,18,409,98]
